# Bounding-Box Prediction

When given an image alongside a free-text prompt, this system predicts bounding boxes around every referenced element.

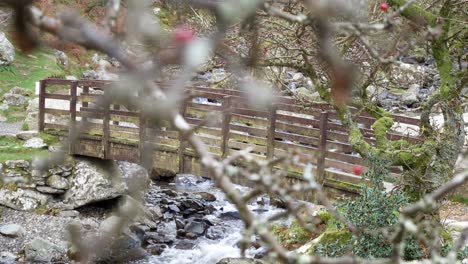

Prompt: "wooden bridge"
[38,78,421,199]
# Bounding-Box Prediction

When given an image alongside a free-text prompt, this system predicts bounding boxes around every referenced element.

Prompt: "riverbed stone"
[194,192,216,202]
[217,258,265,264]
[0,224,24,237]
[24,237,66,262]
[174,240,195,250]
[206,226,224,240]
[0,252,16,264]
[184,220,207,236]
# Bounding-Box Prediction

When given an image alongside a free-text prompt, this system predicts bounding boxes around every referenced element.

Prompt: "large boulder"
[0,32,14,65]
[64,158,127,208]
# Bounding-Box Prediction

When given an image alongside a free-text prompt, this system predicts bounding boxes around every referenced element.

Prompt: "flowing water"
[142,174,288,264]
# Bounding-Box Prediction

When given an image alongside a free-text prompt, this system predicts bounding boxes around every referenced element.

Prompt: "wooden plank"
[231,114,268,128]
[230,124,267,137]
[44,123,68,131]
[139,113,147,164]
[44,93,71,100]
[228,140,267,154]
[44,108,70,116]
[229,131,267,146]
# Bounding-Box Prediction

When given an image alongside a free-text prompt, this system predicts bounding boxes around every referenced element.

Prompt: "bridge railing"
[38,78,422,195]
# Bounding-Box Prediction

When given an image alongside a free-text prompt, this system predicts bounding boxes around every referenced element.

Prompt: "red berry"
[174,26,194,45]
[379,3,389,11]
[353,165,364,176]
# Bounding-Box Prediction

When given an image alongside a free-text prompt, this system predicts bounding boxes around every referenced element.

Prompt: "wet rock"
[16,131,39,140]
[147,206,163,220]
[185,232,197,239]
[175,218,185,230]
[23,137,47,149]
[46,175,69,190]
[95,235,148,263]
[161,189,178,197]
[24,237,66,262]
[220,211,241,220]
[147,244,167,255]
[0,252,16,264]
[194,192,216,202]
[0,188,50,211]
[217,258,265,264]
[176,229,187,237]
[99,215,122,234]
[64,158,126,208]
[180,199,204,211]
[184,220,207,236]
[168,204,180,213]
[0,224,24,237]
[206,226,224,240]
[0,32,14,65]
[36,186,66,195]
[174,240,195,250]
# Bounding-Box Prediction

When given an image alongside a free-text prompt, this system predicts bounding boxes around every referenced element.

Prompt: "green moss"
[272,220,316,250]
[317,210,331,224]
[371,117,394,148]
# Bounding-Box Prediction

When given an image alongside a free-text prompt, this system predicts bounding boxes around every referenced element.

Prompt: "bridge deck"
[38,79,422,198]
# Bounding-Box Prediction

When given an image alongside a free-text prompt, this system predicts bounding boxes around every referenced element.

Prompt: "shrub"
[21,122,29,131]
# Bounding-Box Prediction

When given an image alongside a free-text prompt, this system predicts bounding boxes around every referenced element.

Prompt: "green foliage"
[313,156,427,260]
[21,122,29,131]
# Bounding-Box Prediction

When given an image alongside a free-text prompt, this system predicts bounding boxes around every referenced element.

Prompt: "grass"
[0,48,65,96]
[0,133,59,163]
[448,195,468,205]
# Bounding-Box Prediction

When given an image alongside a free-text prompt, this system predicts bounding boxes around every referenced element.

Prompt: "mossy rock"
[297,230,351,255]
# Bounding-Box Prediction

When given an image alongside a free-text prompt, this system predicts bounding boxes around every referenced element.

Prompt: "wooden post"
[113,104,120,126]
[69,81,78,155]
[138,113,147,164]
[221,96,232,159]
[38,80,46,132]
[82,85,89,122]
[102,92,110,159]
[178,101,188,173]
[266,105,277,159]
[316,110,328,184]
